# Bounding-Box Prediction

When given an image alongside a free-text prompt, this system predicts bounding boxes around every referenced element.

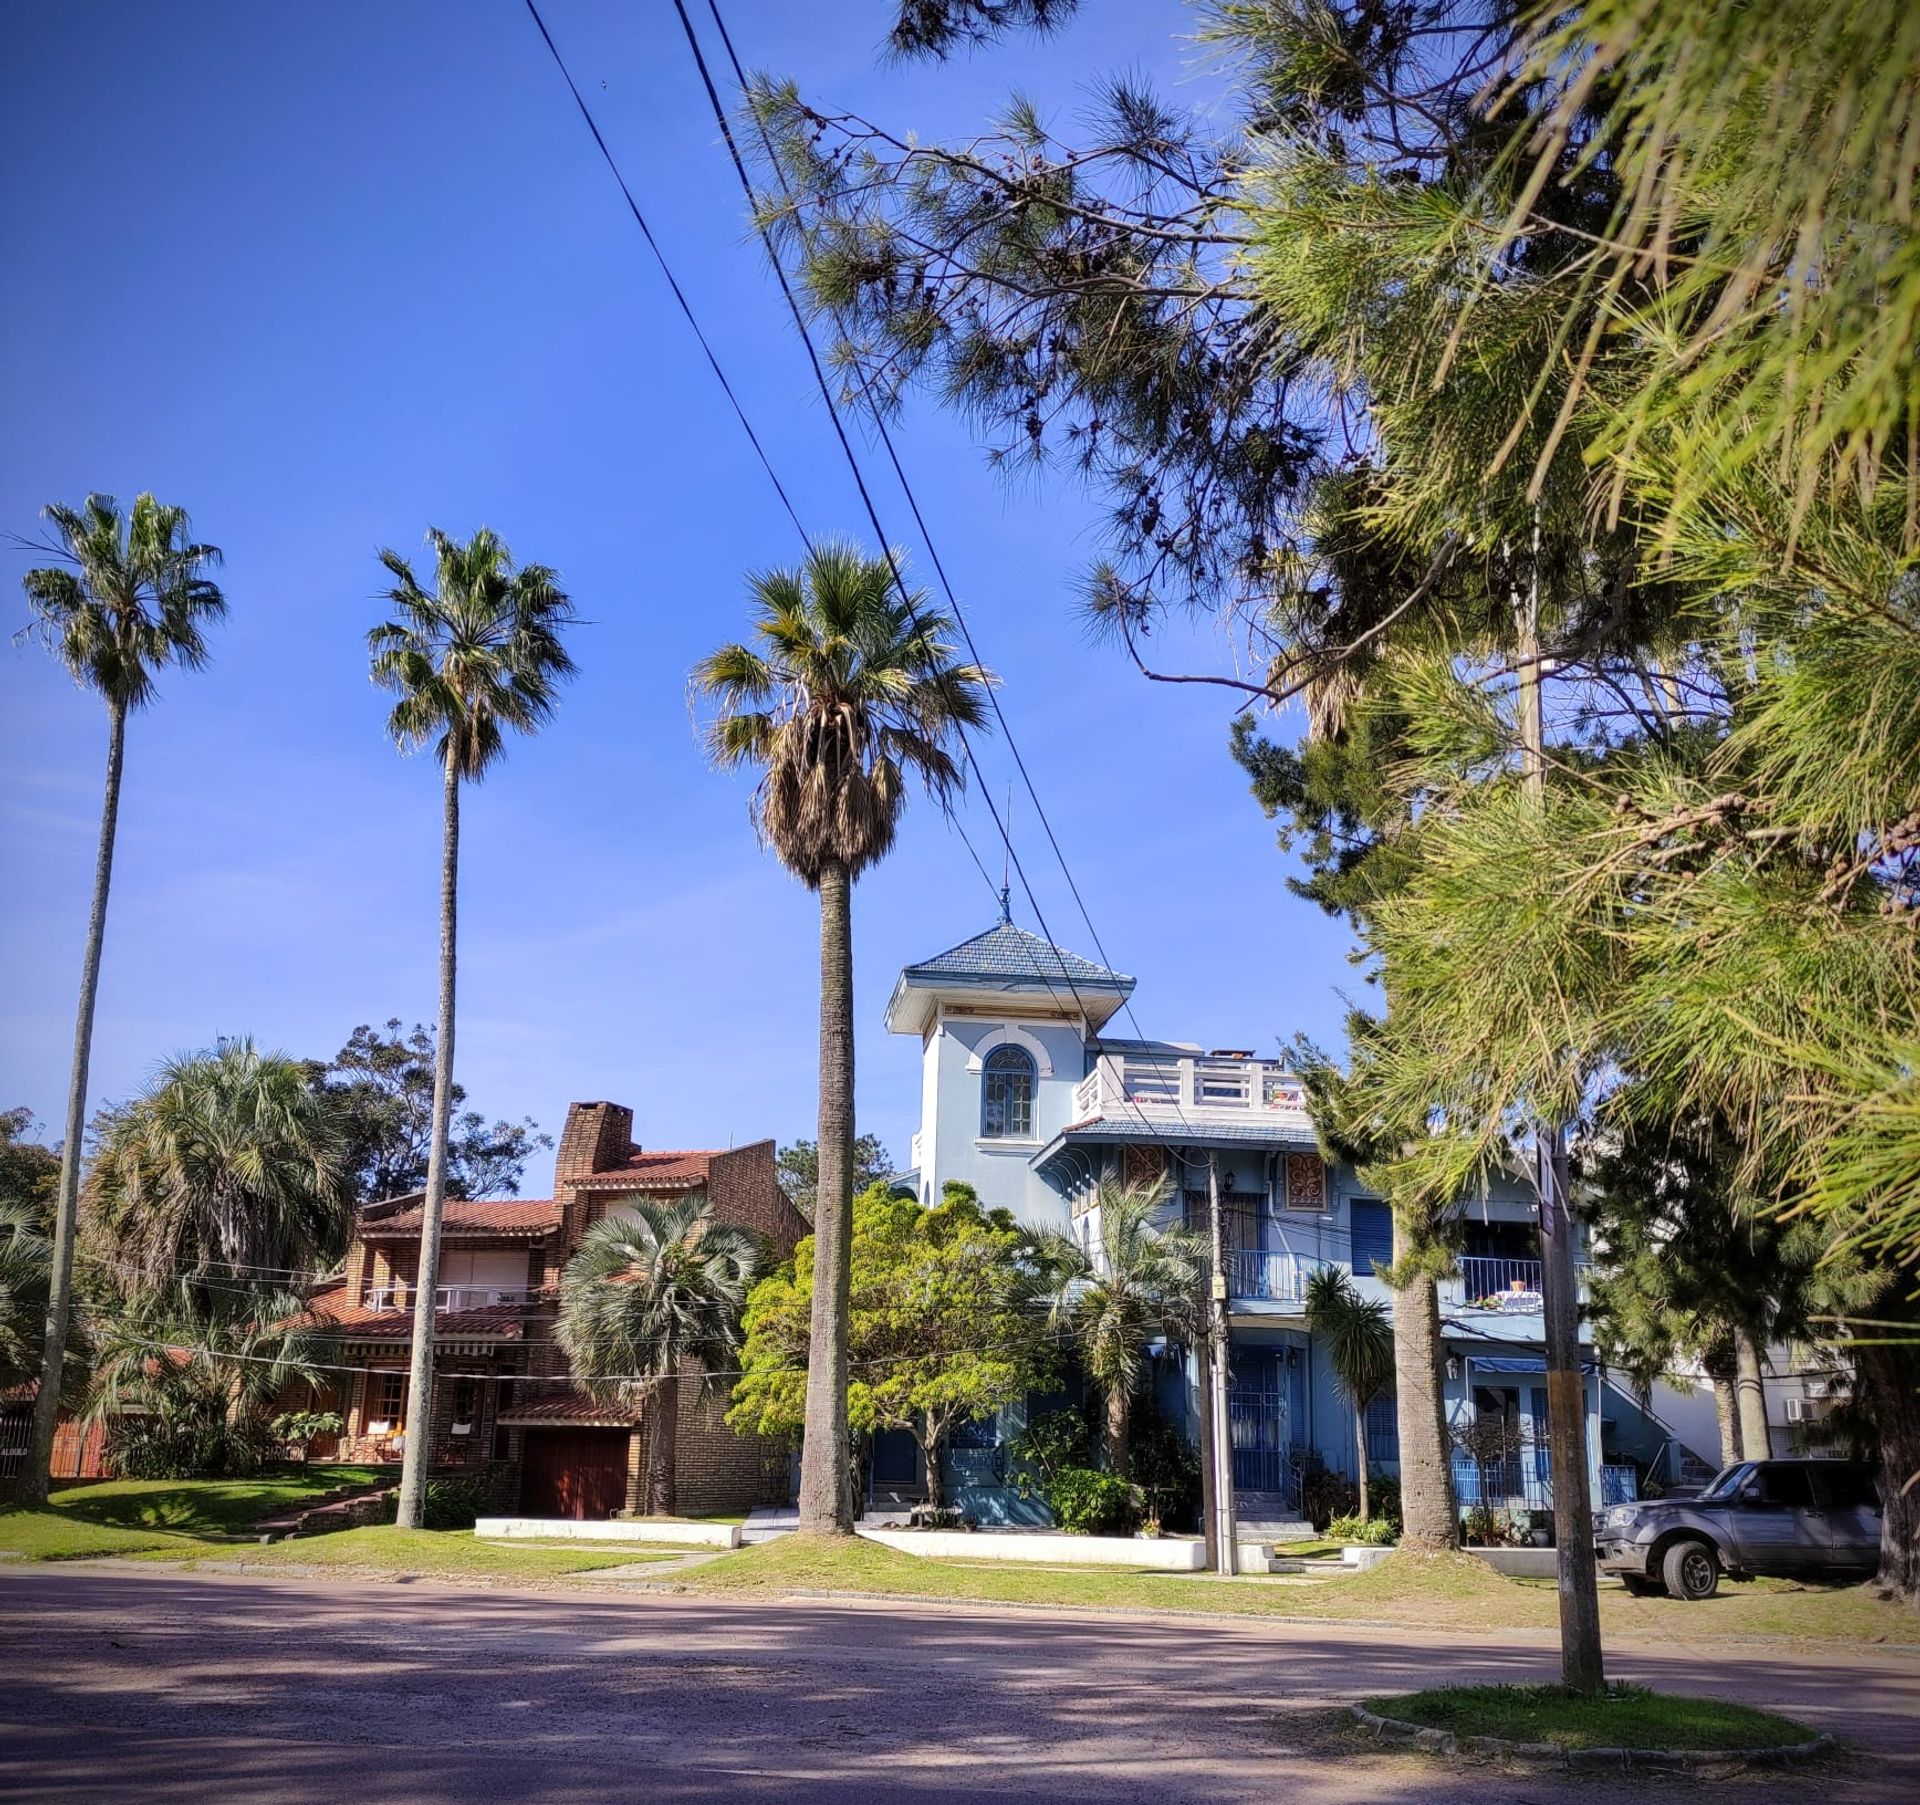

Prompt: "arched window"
[980,1043,1036,1139]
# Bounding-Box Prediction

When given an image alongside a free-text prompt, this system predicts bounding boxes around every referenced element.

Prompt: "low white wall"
[860,1528,1205,1569]
[475,1516,740,1549]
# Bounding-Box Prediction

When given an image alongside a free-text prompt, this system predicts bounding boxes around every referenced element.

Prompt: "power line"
[677,0,1212,1155]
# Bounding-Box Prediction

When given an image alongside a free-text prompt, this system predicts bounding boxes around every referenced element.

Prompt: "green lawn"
[1,1466,383,1561]
[679,1539,1916,1644]
[200,1525,681,1581]
[1364,1681,1816,1751]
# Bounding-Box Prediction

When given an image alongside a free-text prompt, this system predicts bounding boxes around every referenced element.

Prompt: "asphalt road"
[2,1563,1916,1804]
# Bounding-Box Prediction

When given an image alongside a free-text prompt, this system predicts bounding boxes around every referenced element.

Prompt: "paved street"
[2,1563,1916,1803]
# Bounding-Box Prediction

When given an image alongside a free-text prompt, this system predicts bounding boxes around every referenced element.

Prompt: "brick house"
[301,1100,806,1518]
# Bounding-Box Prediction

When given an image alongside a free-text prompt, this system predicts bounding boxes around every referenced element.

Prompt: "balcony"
[1443,1258,1591,1314]
[363,1285,531,1313]
[1072,1051,1312,1128]
[1227,1249,1346,1305]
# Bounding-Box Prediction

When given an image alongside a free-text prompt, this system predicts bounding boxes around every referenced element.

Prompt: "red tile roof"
[305,1291,530,1342]
[574,1151,712,1192]
[360,1198,561,1237]
[495,1389,643,1427]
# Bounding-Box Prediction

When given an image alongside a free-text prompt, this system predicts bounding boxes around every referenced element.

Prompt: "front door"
[1228,1347,1290,1493]
[520,1428,630,1519]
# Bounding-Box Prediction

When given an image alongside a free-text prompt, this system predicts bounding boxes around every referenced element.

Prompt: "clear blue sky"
[0,0,1358,1176]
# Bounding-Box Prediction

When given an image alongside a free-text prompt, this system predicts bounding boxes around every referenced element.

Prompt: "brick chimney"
[554,1101,634,1184]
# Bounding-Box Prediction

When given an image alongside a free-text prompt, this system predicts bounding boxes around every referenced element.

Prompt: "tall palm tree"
[556,1200,761,1516]
[1025,1181,1206,1480]
[1304,1264,1394,1523]
[82,1039,352,1310]
[694,540,991,1535]
[13,493,225,1506]
[369,526,575,1530]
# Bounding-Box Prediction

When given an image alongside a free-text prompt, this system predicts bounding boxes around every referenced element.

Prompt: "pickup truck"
[1594,1458,1882,1599]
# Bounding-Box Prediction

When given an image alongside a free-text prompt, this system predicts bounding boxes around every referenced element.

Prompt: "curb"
[1349,1703,1835,1769]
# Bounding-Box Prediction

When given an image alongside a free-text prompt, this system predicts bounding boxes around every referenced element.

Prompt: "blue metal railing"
[1449,1455,1640,1510]
[1227,1250,1343,1303]
[1458,1257,1545,1306]
[1600,1463,1639,1505]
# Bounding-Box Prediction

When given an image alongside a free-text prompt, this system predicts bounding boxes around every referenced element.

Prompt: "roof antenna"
[998,782,1013,925]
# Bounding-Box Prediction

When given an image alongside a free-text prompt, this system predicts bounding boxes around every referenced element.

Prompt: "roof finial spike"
[1000,781,1013,925]
[997,881,1011,927]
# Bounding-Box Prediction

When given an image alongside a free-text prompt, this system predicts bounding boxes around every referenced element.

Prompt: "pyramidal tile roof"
[902,921,1134,992]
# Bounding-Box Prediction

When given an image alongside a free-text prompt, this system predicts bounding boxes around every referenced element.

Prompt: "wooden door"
[519,1428,630,1519]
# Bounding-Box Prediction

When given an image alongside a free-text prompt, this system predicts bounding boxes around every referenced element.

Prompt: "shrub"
[379,1474,495,1530]
[1008,1406,1092,1497]
[1327,1512,1398,1545]
[270,1410,343,1462]
[1044,1465,1141,1535]
[1129,1399,1202,1533]
[106,1408,277,1480]
[1301,1469,1357,1531]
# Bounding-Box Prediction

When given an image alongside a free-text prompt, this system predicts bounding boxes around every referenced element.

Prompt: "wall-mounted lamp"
[1446,1357,1461,1382]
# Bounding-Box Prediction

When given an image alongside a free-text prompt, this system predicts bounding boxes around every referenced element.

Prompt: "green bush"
[1044,1465,1141,1536]
[1129,1399,1202,1533]
[106,1402,277,1481]
[377,1475,494,1530]
[1301,1469,1356,1530]
[1327,1512,1398,1545]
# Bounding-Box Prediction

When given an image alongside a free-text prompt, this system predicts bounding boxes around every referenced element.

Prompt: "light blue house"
[881,906,1678,1530]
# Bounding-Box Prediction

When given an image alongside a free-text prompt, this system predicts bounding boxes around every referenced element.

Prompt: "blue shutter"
[1348,1199,1394,1275]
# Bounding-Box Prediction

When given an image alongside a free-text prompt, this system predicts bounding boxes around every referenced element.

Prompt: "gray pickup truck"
[1595,1458,1882,1599]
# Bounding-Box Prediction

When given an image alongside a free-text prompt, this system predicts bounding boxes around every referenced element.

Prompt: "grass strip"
[1362,1681,1816,1752]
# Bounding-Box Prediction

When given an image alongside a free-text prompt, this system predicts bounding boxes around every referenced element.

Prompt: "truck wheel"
[1662,1538,1720,1600]
[1618,1573,1661,1597]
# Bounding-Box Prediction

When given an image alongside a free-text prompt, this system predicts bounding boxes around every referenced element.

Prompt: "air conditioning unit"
[1786,1397,1808,1423]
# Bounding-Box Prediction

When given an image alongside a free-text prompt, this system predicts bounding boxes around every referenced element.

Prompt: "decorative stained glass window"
[1284,1153,1327,1212]
[981,1044,1036,1139]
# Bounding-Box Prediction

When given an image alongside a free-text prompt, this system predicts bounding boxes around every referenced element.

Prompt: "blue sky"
[0,0,1359,1177]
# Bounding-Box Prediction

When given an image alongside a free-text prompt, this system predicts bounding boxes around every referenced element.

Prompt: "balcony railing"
[1072,1052,1311,1126]
[1446,1258,1592,1313]
[1448,1455,1640,1511]
[363,1285,530,1313]
[1227,1249,1345,1304]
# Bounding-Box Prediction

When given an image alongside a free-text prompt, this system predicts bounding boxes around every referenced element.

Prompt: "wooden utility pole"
[1196,1330,1219,1573]
[1206,1154,1238,1575]
[1518,532,1604,1695]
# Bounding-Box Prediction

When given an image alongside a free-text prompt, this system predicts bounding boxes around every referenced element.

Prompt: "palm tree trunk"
[798,856,854,1534]
[1704,1342,1742,1465]
[646,1377,679,1517]
[1734,1325,1773,1459]
[1104,1380,1131,1479]
[1391,1246,1458,1551]
[20,698,126,1508]
[395,746,460,1531]
[1354,1405,1371,1524]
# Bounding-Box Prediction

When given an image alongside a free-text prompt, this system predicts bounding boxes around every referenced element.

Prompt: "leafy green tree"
[1022,1180,1204,1479]
[0,1109,59,1229]
[369,526,576,1531]
[308,1019,550,1203]
[13,492,225,1506]
[730,1182,1043,1512]
[1303,1264,1393,1523]
[775,1133,894,1222]
[82,1040,352,1310]
[556,1199,761,1517]
[696,541,992,1535]
[0,1202,53,1394]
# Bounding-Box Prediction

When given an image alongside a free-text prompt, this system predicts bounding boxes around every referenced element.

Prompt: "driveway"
[2,1563,1916,1803]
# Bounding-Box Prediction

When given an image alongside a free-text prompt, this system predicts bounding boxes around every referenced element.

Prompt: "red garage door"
[520,1428,630,1519]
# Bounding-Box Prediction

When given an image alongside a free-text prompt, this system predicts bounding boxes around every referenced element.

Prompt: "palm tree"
[694,540,992,1535]
[1025,1181,1206,1480]
[1304,1264,1394,1523]
[82,1039,352,1310]
[556,1200,761,1516]
[0,1201,53,1394]
[369,527,576,1531]
[12,493,226,1506]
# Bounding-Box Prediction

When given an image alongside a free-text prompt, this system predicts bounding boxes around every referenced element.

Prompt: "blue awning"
[1469,1355,1600,1375]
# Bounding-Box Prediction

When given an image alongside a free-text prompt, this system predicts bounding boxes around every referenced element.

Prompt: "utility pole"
[1518,521,1604,1694]
[1196,1330,1219,1573]
[1206,1153,1237,1575]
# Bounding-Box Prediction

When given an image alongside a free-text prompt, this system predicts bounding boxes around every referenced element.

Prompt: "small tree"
[1022,1181,1205,1479]
[774,1134,894,1222]
[730,1183,1043,1510]
[556,1200,760,1517]
[1303,1265,1394,1523]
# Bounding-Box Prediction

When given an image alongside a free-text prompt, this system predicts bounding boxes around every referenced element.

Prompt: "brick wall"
[707,1140,807,1257]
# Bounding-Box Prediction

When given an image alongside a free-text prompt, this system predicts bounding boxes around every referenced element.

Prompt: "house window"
[981,1044,1035,1139]
[369,1371,406,1429]
[451,1377,479,1430]
[1365,1392,1400,1464]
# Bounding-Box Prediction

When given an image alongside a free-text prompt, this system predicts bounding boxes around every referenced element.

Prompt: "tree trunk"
[1354,1405,1371,1524]
[1734,1326,1773,1460]
[21,698,126,1508]
[1391,1239,1458,1551]
[1538,1126,1604,1694]
[1853,1336,1920,1603]
[1704,1341,1742,1466]
[646,1377,679,1517]
[1104,1379,1131,1480]
[395,747,460,1531]
[919,1423,946,1511]
[798,857,855,1534]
